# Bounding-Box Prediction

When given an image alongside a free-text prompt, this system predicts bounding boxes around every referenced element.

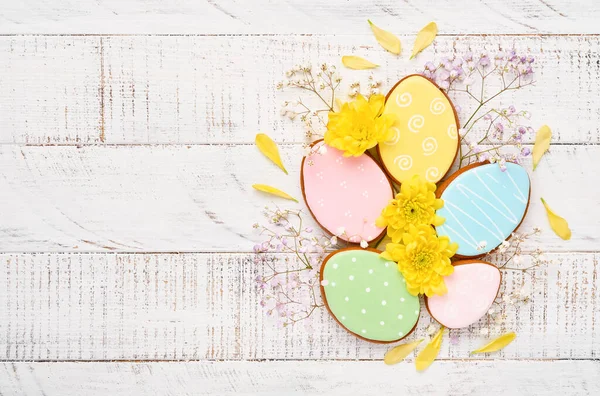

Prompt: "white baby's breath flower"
[330,236,338,246]
[360,240,368,249]
[336,226,346,236]
[480,328,489,336]
[318,145,328,155]
[476,240,488,251]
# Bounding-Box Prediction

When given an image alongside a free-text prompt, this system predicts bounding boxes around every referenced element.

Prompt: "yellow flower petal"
[368,20,401,55]
[252,184,298,202]
[541,197,571,240]
[471,332,516,354]
[325,94,393,156]
[410,22,438,60]
[532,125,552,170]
[384,339,423,365]
[415,327,444,371]
[255,133,288,174]
[341,56,379,70]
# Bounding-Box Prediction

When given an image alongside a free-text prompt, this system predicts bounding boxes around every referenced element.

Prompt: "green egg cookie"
[320,248,420,343]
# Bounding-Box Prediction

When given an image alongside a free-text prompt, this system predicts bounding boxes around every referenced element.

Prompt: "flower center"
[403,200,421,222]
[412,251,433,270]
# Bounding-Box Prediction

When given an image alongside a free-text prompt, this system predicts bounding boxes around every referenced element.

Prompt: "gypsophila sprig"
[422,50,536,168]
[254,206,350,327]
[277,63,341,143]
[471,227,546,335]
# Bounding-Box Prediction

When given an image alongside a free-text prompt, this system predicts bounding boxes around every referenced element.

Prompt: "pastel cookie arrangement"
[298,74,531,342]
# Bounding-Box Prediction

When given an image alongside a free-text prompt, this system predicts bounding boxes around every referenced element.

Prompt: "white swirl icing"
[407,114,424,133]
[447,124,458,140]
[425,166,440,182]
[422,137,438,156]
[395,92,412,107]
[384,127,401,146]
[430,98,446,115]
[394,155,413,171]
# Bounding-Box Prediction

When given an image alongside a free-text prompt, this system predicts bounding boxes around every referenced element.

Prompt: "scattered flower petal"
[532,125,552,170]
[252,184,298,202]
[341,56,379,70]
[410,22,438,60]
[541,197,571,240]
[415,327,444,371]
[368,20,401,55]
[255,133,288,174]
[383,339,423,365]
[471,332,516,354]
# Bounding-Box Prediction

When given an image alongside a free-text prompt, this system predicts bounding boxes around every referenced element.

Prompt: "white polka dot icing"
[378,75,459,184]
[320,248,420,342]
[426,260,501,329]
[302,140,394,243]
[435,162,530,257]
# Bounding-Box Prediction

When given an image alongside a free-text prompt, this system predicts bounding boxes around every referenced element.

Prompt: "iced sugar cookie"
[378,75,459,184]
[320,248,420,343]
[301,140,394,243]
[435,162,531,257]
[425,260,501,329]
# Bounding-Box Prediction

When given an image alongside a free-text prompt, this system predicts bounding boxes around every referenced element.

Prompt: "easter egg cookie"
[435,161,531,258]
[301,140,394,244]
[320,248,420,343]
[425,260,501,329]
[378,74,459,184]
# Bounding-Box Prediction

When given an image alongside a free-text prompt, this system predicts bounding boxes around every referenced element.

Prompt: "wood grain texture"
[1,360,599,396]
[1,0,599,34]
[0,252,597,361]
[0,144,590,253]
[0,35,599,144]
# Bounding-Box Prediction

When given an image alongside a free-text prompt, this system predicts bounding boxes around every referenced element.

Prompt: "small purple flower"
[304,227,313,233]
[479,55,490,67]
[508,105,516,114]
[521,147,531,156]
[518,126,527,135]
[425,61,436,71]
[281,237,288,246]
[483,113,492,121]
[454,104,462,113]
[463,52,473,62]
[500,164,507,172]
[494,122,504,133]
[253,244,262,253]
[437,69,450,81]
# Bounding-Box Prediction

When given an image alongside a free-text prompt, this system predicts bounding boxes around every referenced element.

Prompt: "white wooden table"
[0,1,599,395]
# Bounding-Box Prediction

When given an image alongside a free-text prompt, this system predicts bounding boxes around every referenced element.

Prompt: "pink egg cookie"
[425,260,501,329]
[301,140,394,243]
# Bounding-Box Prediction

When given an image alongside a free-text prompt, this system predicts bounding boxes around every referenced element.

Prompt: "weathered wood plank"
[0,252,597,361]
[1,360,598,396]
[0,144,590,253]
[1,35,599,144]
[1,0,598,35]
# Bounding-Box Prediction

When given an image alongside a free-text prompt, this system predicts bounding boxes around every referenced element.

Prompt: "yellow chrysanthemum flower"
[381,224,458,297]
[376,175,445,243]
[324,94,396,157]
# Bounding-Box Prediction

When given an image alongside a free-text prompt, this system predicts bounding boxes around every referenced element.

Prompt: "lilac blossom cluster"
[422,50,534,92]
[421,51,536,169]
[253,207,340,327]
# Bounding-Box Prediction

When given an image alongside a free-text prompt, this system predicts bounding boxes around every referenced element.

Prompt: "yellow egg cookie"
[378,75,459,184]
